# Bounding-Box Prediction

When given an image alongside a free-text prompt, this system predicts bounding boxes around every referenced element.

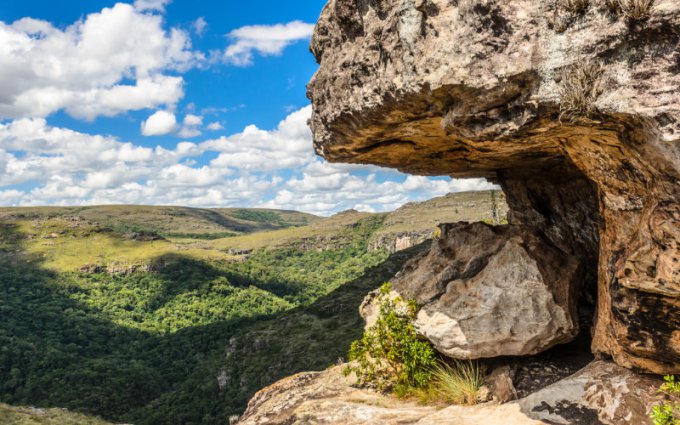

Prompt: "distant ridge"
[0,205,321,239]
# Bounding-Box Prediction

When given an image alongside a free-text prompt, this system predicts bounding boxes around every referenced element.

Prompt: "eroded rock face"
[518,360,663,425]
[308,0,680,372]
[236,361,663,425]
[362,222,581,358]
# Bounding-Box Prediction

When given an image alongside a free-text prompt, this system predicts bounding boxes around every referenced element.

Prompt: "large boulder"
[307,0,680,373]
[362,222,581,358]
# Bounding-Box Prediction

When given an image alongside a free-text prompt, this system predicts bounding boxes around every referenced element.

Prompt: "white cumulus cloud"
[141,110,179,136]
[224,21,315,66]
[192,17,208,36]
[201,106,315,171]
[133,0,172,12]
[141,112,205,138]
[178,114,203,138]
[0,107,497,214]
[206,122,224,131]
[0,3,197,120]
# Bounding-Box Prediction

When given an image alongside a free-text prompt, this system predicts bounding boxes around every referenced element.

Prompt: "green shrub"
[345,283,436,393]
[651,375,680,425]
[432,227,441,240]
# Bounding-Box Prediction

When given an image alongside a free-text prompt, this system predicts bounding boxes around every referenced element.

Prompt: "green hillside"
[0,191,506,424]
[0,206,320,240]
[0,403,115,425]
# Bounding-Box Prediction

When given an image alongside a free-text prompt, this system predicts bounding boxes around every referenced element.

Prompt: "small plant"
[561,0,591,14]
[622,0,654,21]
[553,0,590,33]
[602,0,654,20]
[430,361,484,405]
[345,283,436,393]
[650,375,680,425]
[559,60,605,122]
[433,227,441,240]
[603,0,622,13]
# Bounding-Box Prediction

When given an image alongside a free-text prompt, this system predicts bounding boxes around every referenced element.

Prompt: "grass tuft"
[622,0,654,21]
[560,0,591,14]
[601,0,654,20]
[407,360,484,406]
[603,0,622,13]
[430,361,484,405]
[559,60,605,122]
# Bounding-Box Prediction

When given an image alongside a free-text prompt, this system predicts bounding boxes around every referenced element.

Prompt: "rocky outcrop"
[362,222,581,358]
[369,230,431,252]
[308,0,680,373]
[517,361,664,425]
[236,361,663,425]
[367,190,509,252]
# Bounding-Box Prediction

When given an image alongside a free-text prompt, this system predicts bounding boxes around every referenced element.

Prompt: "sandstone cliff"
[309,0,680,374]
[237,1,680,423]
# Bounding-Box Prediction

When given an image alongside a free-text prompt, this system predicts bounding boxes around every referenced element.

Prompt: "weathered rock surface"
[308,0,680,373]
[486,365,518,403]
[236,361,663,425]
[518,360,663,425]
[362,222,581,358]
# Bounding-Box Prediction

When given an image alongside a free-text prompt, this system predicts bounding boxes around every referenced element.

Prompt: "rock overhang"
[306,0,680,373]
[306,0,680,174]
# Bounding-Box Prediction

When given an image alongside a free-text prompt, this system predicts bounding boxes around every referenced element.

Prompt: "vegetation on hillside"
[0,205,320,241]
[0,212,417,424]
[0,192,503,423]
[0,402,114,425]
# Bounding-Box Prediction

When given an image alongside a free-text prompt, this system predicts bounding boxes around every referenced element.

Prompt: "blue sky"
[0,0,493,215]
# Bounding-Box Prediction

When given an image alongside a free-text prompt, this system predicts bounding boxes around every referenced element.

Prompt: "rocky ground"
[236,359,663,425]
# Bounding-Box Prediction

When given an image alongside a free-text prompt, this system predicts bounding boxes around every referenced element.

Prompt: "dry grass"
[621,0,654,20]
[553,0,590,33]
[432,361,484,405]
[559,60,605,122]
[560,0,591,14]
[413,361,484,406]
[601,0,654,20]
[603,0,622,12]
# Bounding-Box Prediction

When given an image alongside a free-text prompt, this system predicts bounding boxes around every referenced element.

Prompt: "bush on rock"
[345,283,435,394]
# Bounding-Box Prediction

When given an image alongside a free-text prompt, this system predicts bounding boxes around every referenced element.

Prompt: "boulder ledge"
[308,0,680,373]
[236,361,663,425]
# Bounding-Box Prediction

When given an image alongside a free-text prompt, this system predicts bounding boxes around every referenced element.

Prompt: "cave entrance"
[464,158,603,395]
[498,158,601,351]
[389,156,602,366]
